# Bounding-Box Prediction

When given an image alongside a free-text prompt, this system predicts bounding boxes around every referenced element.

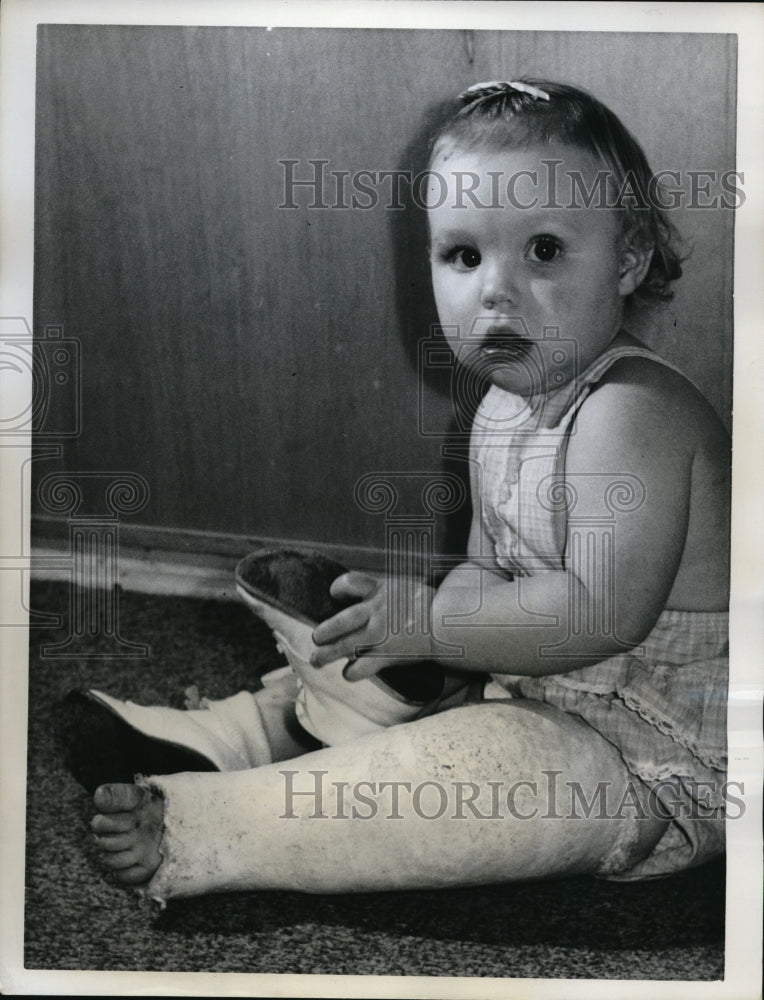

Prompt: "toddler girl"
[72,79,730,902]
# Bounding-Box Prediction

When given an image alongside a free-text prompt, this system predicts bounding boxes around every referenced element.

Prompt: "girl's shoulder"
[579,349,729,457]
[597,348,700,400]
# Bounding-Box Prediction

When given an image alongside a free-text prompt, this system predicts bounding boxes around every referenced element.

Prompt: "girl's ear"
[618,236,653,297]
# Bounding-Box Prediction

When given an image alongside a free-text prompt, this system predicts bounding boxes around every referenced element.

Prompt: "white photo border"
[1,2,762,997]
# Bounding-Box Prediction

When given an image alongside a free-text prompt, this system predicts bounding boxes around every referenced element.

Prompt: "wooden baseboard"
[31,516,387,601]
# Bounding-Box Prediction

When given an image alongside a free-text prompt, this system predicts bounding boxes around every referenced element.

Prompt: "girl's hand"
[310,572,436,680]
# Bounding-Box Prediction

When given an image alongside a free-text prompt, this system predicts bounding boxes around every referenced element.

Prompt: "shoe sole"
[54,691,219,794]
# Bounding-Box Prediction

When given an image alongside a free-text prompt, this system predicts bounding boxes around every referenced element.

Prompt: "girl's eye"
[528,236,562,263]
[448,247,481,271]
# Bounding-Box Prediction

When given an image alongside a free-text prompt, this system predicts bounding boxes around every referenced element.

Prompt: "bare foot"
[91,783,164,885]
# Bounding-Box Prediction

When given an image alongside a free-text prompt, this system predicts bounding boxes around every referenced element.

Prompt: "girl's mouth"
[479,332,533,360]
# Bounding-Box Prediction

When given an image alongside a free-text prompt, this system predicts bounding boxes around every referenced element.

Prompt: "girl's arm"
[313,360,697,678]
[429,361,695,676]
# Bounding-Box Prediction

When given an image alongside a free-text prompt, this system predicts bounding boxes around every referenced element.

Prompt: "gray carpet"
[25,581,725,979]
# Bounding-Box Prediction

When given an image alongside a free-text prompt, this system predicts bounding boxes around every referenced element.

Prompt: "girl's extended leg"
[92,701,669,901]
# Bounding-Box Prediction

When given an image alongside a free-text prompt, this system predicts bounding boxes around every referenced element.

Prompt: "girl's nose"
[480,260,516,309]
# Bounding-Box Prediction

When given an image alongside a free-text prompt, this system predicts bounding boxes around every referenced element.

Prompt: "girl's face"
[427,142,641,396]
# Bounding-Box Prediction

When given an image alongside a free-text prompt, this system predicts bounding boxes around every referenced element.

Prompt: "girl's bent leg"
[131,701,668,902]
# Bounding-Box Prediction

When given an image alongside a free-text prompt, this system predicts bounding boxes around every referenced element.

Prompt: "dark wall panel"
[33,27,735,557]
